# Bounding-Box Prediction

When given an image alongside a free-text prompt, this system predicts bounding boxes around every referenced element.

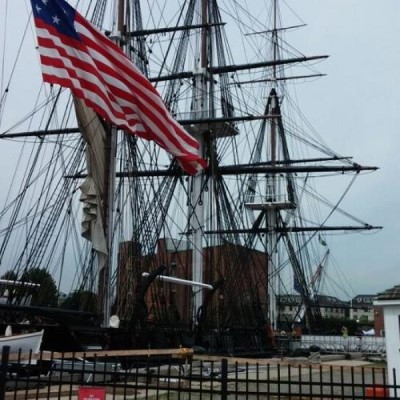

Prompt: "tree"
[0,271,18,281]
[19,268,58,307]
[59,289,98,313]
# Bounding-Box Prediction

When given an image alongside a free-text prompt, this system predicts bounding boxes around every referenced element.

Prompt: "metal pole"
[220,358,228,400]
[0,346,10,400]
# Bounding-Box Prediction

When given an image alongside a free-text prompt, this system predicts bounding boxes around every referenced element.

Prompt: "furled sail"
[75,97,108,256]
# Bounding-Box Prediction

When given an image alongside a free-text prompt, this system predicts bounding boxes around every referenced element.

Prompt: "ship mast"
[266,0,280,331]
[189,0,208,327]
[100,0,126,326]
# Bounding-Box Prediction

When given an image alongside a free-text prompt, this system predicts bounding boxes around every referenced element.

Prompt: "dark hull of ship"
[0,303,274,355]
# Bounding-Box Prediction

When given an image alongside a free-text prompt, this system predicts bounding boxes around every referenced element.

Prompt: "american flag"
[30,0,206,175]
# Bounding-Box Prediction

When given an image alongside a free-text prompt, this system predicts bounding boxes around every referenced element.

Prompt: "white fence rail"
[299,335,386,355]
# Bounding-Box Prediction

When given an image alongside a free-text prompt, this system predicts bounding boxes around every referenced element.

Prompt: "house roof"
[351,294,375,306]
[278,294,346,307]
[375,285,400,301]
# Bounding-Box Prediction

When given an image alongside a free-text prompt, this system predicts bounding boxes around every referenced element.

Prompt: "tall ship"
[0,0,380,353]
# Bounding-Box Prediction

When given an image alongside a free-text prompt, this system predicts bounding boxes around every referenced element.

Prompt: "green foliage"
[19,267,58,307]
[0,271,18,281]
[59,289,98,313]
[358,315,369,324]
[316,317,373,335]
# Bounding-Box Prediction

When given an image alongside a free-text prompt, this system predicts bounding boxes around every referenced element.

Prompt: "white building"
[373,285,400,396]
[278,294,347,324]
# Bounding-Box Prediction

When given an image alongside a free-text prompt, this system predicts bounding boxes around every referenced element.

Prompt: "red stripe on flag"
[32,11,206,174]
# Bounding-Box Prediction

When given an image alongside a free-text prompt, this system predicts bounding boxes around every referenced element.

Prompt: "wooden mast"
[267,0,280,332]
[100,0,125,327]
[190,0,208,327]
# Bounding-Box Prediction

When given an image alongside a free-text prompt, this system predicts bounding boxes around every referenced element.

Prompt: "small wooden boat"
[0,329,44,354]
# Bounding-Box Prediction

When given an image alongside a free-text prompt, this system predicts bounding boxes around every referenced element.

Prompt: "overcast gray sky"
[0,0,398,298]
[290,0,400,296]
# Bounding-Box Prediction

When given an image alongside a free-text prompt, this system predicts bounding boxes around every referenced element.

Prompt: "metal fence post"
[0,346,10,400]
[221,358,228,400]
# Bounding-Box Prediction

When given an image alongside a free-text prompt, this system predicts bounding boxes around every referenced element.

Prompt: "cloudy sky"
[287,0,400,297]
[0,0,399,299]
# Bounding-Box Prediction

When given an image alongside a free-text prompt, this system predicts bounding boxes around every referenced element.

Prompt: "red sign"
[78,386,106,400]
